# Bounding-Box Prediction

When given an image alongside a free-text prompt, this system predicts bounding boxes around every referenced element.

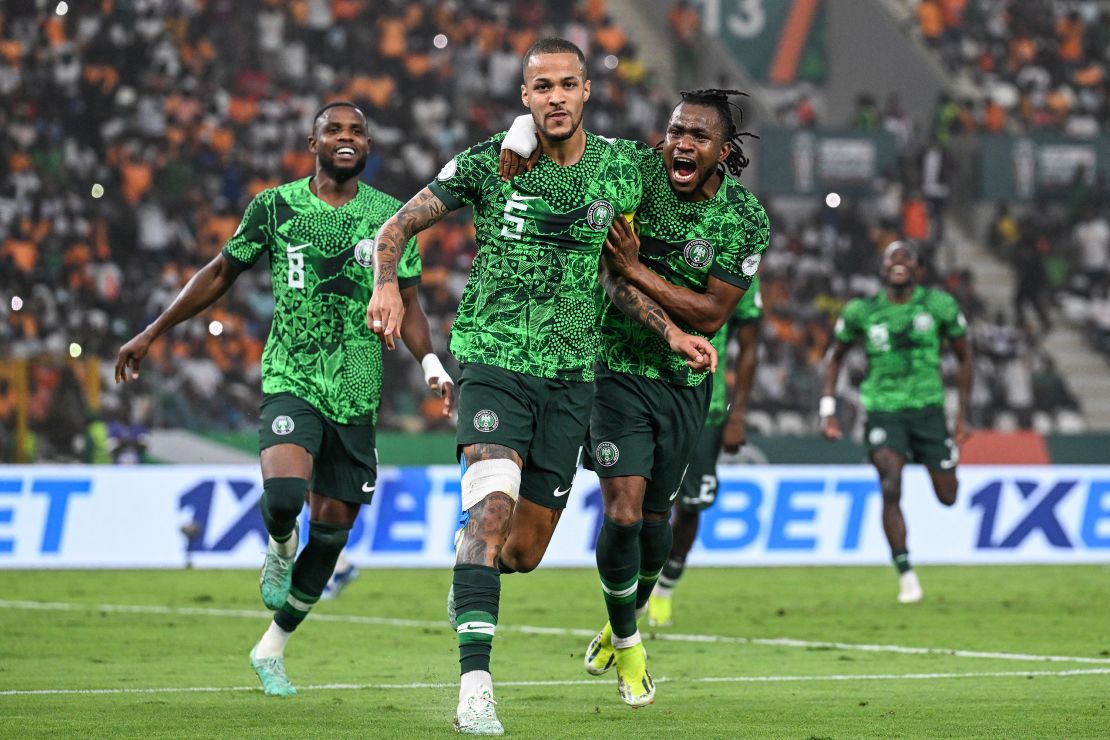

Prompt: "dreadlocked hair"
[678,88,756,177]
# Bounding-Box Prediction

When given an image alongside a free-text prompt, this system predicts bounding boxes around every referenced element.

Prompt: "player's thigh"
[312,419,378,506]
[259,393,323,479]
[645,379,711,514]
[676,422,724,513]
[502,496,563,566]
[586,372,655,486]
[908,406,959,472]
[864,411,911,464]
[455,363,533,465]
[519,378,592,511]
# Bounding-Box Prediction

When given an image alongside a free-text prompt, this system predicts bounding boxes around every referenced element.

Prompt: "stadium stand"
[0,0,1087,462]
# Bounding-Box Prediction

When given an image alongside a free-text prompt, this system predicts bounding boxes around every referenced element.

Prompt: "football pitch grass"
[0,566,1106,738]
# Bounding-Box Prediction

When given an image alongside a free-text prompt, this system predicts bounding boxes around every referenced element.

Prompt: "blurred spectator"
[668,0,701,91]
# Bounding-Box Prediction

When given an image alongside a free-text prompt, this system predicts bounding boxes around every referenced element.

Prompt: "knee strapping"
[461,459,520,510]
[307,521,350,555]
[261,477,307,536]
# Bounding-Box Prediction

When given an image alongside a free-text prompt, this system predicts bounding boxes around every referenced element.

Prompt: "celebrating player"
[506,89,770,705]
[821,240,971,603]
[368,39,714,734]
[648,276,763,627]
[115,102,454,696]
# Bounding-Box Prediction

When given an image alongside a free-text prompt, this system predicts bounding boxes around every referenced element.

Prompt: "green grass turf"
[0,565,1107,738]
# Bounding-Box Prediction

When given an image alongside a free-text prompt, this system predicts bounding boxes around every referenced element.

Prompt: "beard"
[538,110,582,142]
[318,150,368,180]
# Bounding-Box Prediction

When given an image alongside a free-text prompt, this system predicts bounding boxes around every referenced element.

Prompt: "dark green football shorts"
[455,363,593,510]
[259,392,378,504]
[676,421,724,512]
[865,405,959,471]
[587,369,711,514]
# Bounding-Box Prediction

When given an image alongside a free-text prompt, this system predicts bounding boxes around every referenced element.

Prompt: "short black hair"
[522,37,587,79]
[677,89,755,177]
[312,101,364,132]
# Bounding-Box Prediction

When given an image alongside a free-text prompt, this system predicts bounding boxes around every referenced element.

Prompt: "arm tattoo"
[374,188,450,289]
[601,265,673,340]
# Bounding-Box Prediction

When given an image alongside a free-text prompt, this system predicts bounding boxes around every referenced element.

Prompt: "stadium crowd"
[0,0,1086,463]
[904,0,1109,137]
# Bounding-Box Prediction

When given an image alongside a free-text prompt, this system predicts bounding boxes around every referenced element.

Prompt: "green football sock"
[596,516,642,639]
[892,549,912,574]
[273,521,349,632]
[635,518,672,609]
[453,564,500,675]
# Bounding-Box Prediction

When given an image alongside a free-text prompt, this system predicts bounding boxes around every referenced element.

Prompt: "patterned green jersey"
[599,142,771,387]
[222,178,421,424]
[835,286,967,412]
[706,276,763,425]
[428,131,642,382]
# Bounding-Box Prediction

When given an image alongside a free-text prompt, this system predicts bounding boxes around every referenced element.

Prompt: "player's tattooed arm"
[369,187,450,349]
[605,216,746,335]
[600,260,717,373]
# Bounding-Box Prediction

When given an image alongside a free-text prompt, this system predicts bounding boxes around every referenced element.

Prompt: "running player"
[821,240,971,603]
[504,89,770,705]
[647,276,763,627]
[115,102,454,696]
[367,39,715,734]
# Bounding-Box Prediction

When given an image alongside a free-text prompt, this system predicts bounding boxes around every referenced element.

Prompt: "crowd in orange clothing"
[0,1,1085,462]
[908,0,1108,136]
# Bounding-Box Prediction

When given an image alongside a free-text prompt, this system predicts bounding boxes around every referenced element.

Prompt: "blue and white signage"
[0,465,1107,568]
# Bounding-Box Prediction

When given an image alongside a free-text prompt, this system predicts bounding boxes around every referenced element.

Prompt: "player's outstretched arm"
[722,321,761,453]
[369,187,450,350]
[819,339,852,440]
[600,260,717,373]
[605,216,746,335]
[115,253,240,383]
[950,335,972,444]
[399,285,455,417]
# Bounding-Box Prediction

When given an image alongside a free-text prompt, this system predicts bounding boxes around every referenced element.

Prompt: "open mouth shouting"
[671,156,698,185]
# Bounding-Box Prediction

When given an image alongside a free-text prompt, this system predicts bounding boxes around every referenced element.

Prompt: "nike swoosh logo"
[669,490,679,501]
[362,482,375,493]
[457,622,492,632]
[553,486,571,497]
[511,192,540,201]
[287,243,310,252]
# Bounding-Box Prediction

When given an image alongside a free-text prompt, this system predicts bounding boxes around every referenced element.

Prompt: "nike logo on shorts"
[669,489,680,501]
[362,482,375,493]
[553,485,571,497]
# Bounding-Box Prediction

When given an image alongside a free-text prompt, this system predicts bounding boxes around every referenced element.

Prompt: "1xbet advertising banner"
[0,466,1108,568]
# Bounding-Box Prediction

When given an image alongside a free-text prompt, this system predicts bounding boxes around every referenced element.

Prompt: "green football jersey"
[835,285,967,412]
[222,178,421,424]
[428,131,642,382]
[706,276,763,425]
[599,143,770,387]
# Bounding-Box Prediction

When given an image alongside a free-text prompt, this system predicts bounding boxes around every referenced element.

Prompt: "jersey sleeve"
[733,275,764,323]
[937,291,968,340]
[427,134,502,211]
[835,299,864,344]
[710,188,771,290]
[397,235,422,289]
[222,190,273,269]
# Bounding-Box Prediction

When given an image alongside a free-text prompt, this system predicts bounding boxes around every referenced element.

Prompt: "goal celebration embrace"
[6,3,1109,738]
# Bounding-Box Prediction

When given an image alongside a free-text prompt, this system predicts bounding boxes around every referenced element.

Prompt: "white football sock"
[459,670,493,702]
[254,620,292,658]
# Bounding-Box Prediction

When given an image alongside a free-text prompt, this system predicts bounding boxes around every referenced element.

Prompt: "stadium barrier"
[1,465,1108,568]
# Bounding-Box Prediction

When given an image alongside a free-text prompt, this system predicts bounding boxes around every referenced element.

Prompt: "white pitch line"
[2,669,1109,697]
[2,599,1108,666]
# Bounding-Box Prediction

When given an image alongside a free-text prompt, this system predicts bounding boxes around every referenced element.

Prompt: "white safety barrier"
[0,465,1107,568]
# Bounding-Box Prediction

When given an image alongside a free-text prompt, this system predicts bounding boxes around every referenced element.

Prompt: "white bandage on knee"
[461,459,521,510]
